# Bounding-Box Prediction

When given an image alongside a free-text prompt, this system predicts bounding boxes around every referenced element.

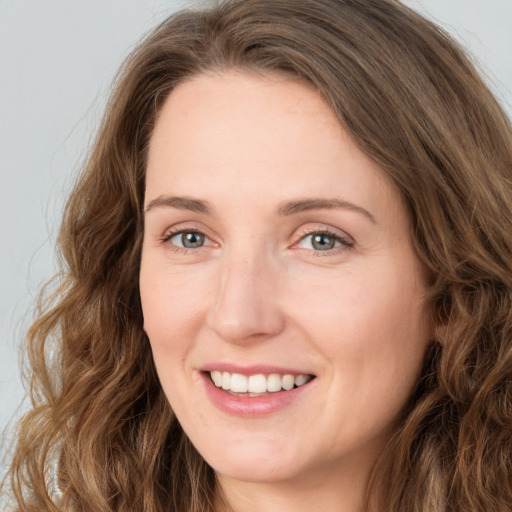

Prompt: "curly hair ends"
[5,0,512,511]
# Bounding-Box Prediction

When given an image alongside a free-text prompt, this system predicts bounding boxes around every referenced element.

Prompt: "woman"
[5,0,512,510]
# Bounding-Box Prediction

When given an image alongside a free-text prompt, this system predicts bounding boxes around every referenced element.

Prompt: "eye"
[165,230,209,249]
[295,230,353,252]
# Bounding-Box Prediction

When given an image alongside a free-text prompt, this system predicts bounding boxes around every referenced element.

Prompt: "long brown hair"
[5,1,512,510]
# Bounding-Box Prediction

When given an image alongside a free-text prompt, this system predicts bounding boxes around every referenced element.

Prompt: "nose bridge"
[207,242,284,343]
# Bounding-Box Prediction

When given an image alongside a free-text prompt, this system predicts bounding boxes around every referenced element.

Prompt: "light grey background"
[1,0,511,481]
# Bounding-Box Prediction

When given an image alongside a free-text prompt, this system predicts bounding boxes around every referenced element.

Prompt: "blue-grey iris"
[312,234,336,250]
[182,232,205,248]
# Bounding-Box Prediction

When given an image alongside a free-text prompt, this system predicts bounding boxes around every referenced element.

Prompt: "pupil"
[182,232,204,248]
[312,234,335,250]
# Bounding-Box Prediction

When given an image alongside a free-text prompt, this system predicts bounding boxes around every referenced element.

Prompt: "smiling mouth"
[208,371,315,397]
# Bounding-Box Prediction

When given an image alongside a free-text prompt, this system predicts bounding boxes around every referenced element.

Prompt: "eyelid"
[161,226,204,243]
[160,223,219,253]
[157,222,354,254]
[159,220,212,240]
[292,225,355,252]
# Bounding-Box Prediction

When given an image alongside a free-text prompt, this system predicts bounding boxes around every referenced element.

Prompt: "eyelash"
[293,228,354,255]
[160,228,212,254]
[160,227,354,255]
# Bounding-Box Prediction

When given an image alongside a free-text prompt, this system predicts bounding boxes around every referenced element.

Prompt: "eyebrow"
[144,195,211,214]
[278,198,377,224]
[144,195,376,224]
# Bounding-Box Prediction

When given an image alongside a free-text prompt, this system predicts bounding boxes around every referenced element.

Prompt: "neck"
[214,459,374,512]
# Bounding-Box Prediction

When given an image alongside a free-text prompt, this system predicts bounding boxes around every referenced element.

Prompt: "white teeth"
[211,370,223,387]
[209,371,312,394]
[248,374,267,393]
[230,373,248,393]
[295,374,309,387]
[282,374,295,391]
[293,374,312,388]
[267,373,282,392]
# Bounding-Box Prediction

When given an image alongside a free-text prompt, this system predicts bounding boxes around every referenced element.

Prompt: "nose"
[206,249,286,344]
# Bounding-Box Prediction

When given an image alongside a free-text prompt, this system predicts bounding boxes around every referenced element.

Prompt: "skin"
[140,70,432,512]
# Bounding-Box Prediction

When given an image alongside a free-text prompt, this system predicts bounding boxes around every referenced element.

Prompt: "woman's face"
[140,71,431,488]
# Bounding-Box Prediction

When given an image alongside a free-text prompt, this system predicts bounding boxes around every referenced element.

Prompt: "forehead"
[145,70,403,228]
[149,71,350,164]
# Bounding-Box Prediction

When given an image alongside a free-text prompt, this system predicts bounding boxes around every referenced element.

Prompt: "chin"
[213,459,301,484]
[195,435,306,483]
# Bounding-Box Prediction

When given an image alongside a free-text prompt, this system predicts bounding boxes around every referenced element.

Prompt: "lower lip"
[201,373,313,418]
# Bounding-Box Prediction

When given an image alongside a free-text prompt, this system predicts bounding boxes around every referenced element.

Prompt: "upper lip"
[199,363,315,377]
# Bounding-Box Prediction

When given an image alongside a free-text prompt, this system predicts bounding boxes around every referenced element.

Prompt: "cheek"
[139,263,211,358]
[299,278,428,445]
[292,262,428,345]
[289,260,430,394]
[139,266,210,417]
